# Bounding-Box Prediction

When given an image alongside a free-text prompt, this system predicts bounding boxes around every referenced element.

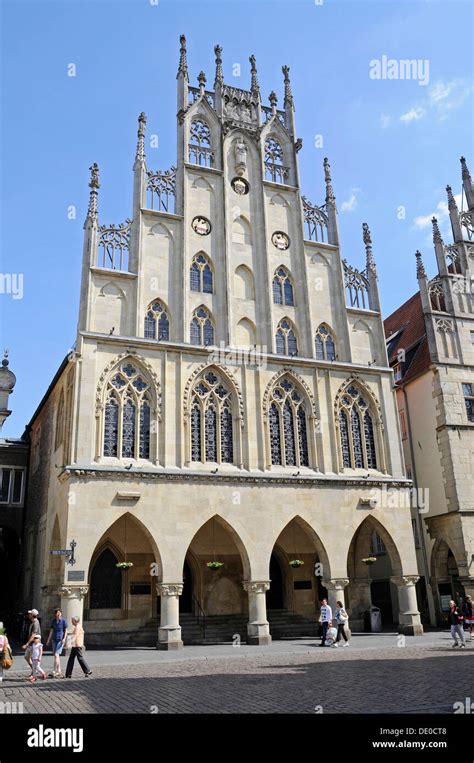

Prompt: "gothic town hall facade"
[22,38,422,647]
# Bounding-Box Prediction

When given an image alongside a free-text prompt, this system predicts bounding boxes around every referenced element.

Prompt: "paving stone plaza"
[1,632,472,715]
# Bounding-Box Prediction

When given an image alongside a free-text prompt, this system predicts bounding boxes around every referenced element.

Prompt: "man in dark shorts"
[46,608,68,677]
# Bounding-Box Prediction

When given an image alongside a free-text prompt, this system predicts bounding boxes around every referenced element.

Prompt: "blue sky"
[1,0,473,437]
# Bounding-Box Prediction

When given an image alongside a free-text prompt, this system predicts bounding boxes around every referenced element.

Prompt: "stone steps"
[85,610,318,647]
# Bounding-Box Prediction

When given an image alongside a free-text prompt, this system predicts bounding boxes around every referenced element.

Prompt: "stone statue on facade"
[235,138,247,176]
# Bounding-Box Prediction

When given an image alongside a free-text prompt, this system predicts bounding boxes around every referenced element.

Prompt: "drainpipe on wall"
[402,384,437,625]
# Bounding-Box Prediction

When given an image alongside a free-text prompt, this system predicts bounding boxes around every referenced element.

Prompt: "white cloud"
[413,194,462,231]
[429,79,473,120]
[341,188,362,213]
[379,78,471,128]
[399,106,426,123]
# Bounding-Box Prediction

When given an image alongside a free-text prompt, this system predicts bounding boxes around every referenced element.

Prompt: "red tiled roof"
[384,291,432,384]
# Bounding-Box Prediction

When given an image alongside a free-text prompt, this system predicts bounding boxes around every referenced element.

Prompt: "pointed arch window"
[268,377,309,467]
[275,318,298,356]
[190,253,213,293]
[190,307,215,346]
[264,137,288,184]
[429,281,447,312]
[189,119,213,167]
[144,300,170,341]
[190,371,234,464]
[337,384,378,470]
[103,362,152,460]
[272,267,294,306]
[315,324,336,361]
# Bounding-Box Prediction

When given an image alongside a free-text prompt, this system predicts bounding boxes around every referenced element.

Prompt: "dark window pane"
[190,263,201,291]
[273,278,283,304]
[276,330,285,355]
[339,410,351,468]
[297,406,309,467]
[0,470,11,502]
[202,265,213,294]
[205,406,217,461]
[315,335,324,360]
[104,399,119,457]
[269,403,281,465]
[351,409,363,468]
[220,407,233,463]
[191,405,201,461]
[139,402,150,459]
[191,318,201,345]
[158,313,169,341]
[203,319,214,346]
[12,471,23,503]
[284,279,294,306]
[144,314,156,339]
[122,399,136,459]
[287,330,298,356]
[364,412,377,469]
[283,400,296,466]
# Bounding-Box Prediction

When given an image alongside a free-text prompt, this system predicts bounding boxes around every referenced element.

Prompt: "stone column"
[243,581,272,646]
[157,584,183,650]
[391,575,424,636]
[59,585,89,626]
[322,578,349,613]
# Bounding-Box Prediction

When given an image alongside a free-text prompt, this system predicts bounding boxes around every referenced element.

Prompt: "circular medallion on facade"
[192,216,211,236]
[272,231,290,250]
[231,177,250,195]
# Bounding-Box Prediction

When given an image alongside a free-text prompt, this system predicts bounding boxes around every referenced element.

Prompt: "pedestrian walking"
[30,635,47,682]
[45,608,68,677]
[22,609,41,672]
[0,630,12,682]
[318,599,333,646]
[448,600,466,648]
[462,595,474,641]
[64,617,92,679]
[334,600,350,646]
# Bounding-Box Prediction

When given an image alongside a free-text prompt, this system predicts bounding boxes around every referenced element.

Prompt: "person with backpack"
[462,595,473,641]
[448,600,466,648]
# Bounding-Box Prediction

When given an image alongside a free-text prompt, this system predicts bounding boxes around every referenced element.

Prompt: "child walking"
[30,634,47,681]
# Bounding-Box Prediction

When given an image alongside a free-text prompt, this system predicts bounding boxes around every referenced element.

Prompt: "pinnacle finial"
[323,157,335,203]
[198,71,206,95]
[214,45,223,88]
[446,184,458,210]
[85,163,100,226]
[415,250,426,279]
[177,34,188,80]
[460,156,471,183]
[363,223,376,274]
[249,55,260,94]
[269,90,277,114]
[134,112,147,167]
[431,216,443,244]
[2,350,9,368]
[282,65,293,107]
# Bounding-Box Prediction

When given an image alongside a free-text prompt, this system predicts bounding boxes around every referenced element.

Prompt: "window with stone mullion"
[282,399,297,466]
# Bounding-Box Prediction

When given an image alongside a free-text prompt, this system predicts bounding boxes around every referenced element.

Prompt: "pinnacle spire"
[269,91,277,115]
[214,45,223,88]
[85,163,100,227]
[415,250,426,279]
[134,112,147,168]
[282,65,293,107]
[177,34,188,80]
[198,71,206,95]
[249,55,260,95]
[446,185,458,210]
[323,157,335,204]
[461,156,472,186]
[363,223,376,274]
[431,216,443,244]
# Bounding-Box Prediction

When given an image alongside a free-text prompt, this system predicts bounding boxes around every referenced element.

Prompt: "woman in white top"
[334,601,350,646]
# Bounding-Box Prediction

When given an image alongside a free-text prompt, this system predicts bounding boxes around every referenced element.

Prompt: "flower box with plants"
[361,557,377,565]
[206,561,224,570]
[289,559,305,568]
[116,561,134,570]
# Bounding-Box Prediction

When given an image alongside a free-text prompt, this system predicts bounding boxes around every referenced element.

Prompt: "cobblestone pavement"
[1,631,472,714]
